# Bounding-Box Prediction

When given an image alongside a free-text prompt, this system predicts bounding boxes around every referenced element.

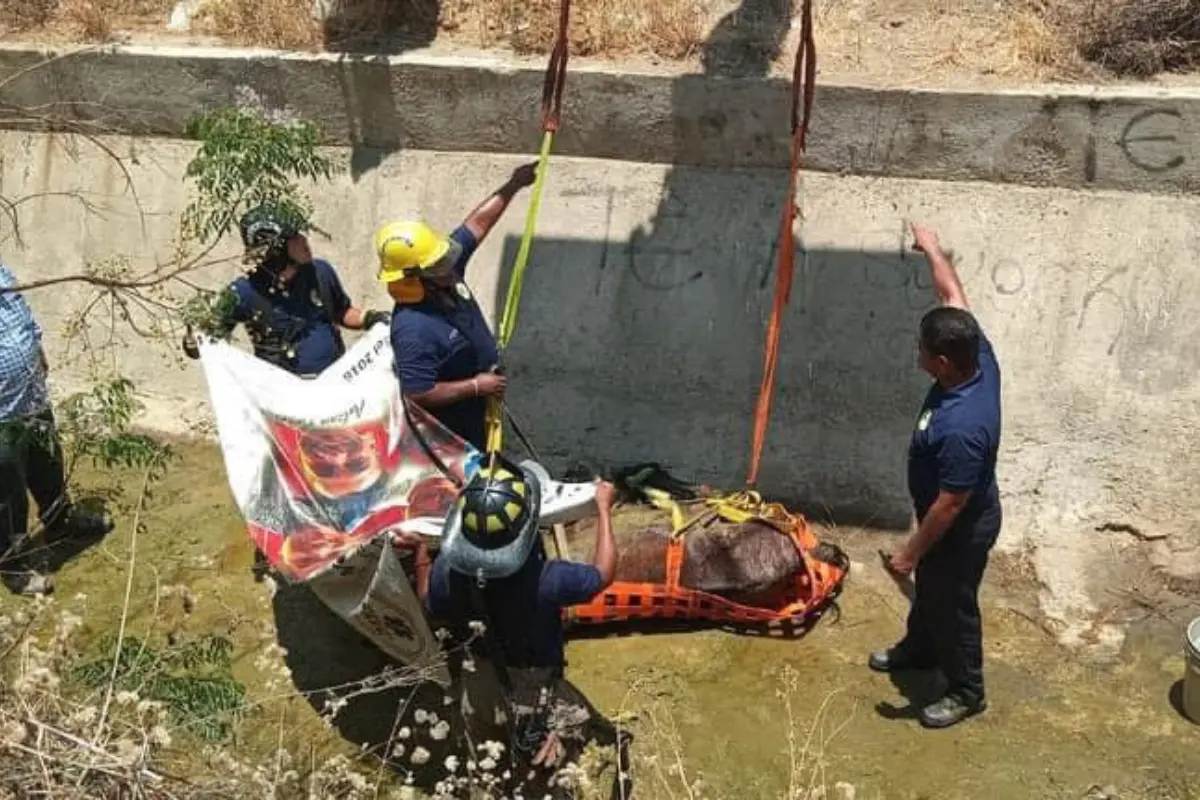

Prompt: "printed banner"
[196,325,481,675]
[198,325,481,583]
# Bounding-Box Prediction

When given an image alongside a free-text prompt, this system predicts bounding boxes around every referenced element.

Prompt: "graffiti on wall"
[840,90,1197,192]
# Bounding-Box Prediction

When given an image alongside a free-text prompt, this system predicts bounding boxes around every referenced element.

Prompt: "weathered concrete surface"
[2,128,1198,643]
[1,43,1200,194]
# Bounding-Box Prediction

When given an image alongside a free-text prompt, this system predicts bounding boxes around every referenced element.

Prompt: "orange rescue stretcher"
[555,491,849,638]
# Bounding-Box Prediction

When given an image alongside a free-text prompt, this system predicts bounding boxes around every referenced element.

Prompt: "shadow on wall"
[321,0,440,54]
[321,0,440,182]
[327,0,799,183]
[494,1,931,529]
[333,56,405,182]
[493,168,933,529]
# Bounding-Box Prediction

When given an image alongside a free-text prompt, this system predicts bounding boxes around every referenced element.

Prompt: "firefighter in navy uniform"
[871,223,1003,730]
[184,204,390,374]
[183,204,390,578]
[414,457,628,797]
[372,163,539,451]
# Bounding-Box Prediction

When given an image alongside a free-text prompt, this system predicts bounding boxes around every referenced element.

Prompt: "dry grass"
[0,0,59,32]
[5,0,1200,85]
[0,0,172,41]
[192,0,707,56]
[1001,6,1091,79]
[198,0,323,51]
[455,0,707,58]
[1035,0,1200,77]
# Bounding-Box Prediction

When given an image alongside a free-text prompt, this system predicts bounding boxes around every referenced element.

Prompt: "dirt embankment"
[2,0,1199,87]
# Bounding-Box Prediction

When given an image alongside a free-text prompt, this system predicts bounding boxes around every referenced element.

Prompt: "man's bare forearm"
[463,179,523,243]
[904,492,968,561]
[923,245,968,309]
[591,502,617,588]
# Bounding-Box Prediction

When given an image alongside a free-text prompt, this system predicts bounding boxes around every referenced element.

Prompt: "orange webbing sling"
[746,0,817,487]
[565,493,847,637]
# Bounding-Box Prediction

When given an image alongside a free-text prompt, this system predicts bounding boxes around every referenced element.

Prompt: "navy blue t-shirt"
[426,551,604,670]
[907,325,1002,534]
[390,226,499,449]
[228,259,351,375]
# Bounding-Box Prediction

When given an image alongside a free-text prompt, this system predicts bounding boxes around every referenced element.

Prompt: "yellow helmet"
[374,220,452,284]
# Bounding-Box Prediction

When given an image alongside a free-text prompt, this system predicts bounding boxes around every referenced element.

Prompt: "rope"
[745,0,817,487]
[485,0,572,457]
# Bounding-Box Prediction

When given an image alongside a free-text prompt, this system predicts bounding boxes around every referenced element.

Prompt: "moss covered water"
[5,441,1197,798]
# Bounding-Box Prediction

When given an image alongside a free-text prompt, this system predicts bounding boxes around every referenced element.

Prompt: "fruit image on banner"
[194,325,480,676]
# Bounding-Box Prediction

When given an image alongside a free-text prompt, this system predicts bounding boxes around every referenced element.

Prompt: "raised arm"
[589,481,619,589]
[461,162,538,244]
[911,223,969,310]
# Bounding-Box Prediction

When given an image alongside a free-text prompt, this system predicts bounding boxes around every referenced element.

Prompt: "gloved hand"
[182,326,200,360]
[363,309,391,329]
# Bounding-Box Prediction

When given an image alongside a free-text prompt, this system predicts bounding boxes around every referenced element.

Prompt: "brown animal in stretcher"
[563,505,805,609]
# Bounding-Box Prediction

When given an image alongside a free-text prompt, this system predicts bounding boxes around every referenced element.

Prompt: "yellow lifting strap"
[484,131,556,455]
[640,486,788,539]
[484,0,571,457]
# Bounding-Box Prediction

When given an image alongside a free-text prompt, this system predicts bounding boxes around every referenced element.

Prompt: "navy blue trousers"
[898,502,1002,704]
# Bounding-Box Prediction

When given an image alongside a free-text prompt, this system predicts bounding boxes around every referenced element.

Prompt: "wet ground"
[11,442,1200,799]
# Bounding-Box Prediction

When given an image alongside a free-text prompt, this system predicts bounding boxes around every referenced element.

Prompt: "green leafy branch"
[3,107,339,309]
[181,108,337,248]
[71,634,246,742]
[55,377,175,482]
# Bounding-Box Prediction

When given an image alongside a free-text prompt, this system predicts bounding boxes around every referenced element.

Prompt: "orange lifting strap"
[565,495,847,637]
[746,0,817,487]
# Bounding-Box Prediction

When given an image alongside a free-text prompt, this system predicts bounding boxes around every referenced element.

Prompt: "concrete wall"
[1,43,1200,194]
[2,44,1199,634]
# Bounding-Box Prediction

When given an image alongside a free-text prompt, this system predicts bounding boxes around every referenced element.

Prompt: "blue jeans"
[0,409,68,570]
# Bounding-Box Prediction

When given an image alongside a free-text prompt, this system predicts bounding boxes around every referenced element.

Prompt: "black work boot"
[4,570,53,597]
[65,506,113,539]
[868,646,935,673]
[48,503,113,542]
[919,693,987,729]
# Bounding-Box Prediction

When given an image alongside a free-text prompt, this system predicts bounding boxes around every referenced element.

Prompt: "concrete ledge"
[0,42,1198,194]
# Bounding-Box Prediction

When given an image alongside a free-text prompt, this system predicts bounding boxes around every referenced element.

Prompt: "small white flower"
[1,721,27,745]
[148,725,172,748]
[430,720,450,741]
[414,709,429,724]
[410,746,430,766]
[392,744,406,759]
[480,757,496,772]
[461,658,477,673]
[397,726,412,739]
[468,620,486,635]
[443,755,460,773]
[68,706,99,726]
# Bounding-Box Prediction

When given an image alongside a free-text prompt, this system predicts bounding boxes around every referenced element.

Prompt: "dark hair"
[919,307,980,372]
